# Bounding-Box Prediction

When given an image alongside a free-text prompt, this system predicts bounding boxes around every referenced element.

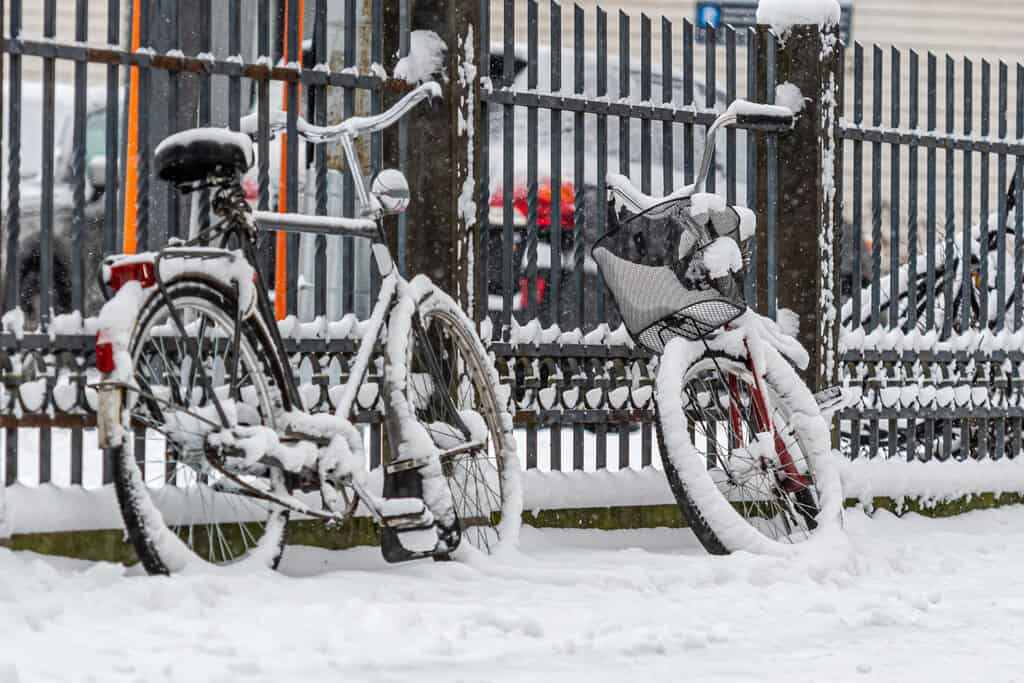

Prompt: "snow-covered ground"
[3,507,1024,681]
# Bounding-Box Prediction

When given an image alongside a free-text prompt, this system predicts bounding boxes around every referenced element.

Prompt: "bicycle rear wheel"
[656,337,842,555]
[385,280,521,555]
[110,279,294,574]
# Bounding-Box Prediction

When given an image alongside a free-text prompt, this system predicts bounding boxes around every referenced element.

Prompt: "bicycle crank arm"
[384,440,486,475]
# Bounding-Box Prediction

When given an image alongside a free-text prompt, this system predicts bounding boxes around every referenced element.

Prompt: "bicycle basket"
[592,194,750,353]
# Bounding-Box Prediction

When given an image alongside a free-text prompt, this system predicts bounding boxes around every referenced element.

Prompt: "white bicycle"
[95,83,521,574]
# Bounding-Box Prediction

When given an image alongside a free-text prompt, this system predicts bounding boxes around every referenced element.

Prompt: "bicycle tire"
[110,278,294,574]
[383,277,522,555]
[655,336,843,555]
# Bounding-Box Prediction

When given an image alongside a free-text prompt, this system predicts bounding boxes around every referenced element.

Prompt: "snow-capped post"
[755,0,842,395]
[382,1,482,309]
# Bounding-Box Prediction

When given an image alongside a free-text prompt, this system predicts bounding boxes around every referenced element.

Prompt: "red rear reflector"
[95,334,115,373]
[108,260,156,291]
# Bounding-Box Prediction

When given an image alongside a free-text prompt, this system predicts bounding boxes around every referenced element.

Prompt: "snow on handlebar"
[239,81,442,142]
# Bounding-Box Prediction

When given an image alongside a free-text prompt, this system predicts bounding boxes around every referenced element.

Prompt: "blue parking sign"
[697,3,722,28]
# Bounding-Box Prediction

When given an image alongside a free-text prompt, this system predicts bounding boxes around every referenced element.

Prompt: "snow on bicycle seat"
[154,128,254,185]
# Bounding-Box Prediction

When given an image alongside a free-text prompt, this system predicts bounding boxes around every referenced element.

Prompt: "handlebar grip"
[734,112,795,132]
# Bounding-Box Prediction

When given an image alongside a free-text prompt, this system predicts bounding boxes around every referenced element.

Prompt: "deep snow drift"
[2,507,1024,681]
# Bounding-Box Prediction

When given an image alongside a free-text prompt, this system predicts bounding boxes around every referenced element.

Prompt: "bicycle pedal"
[813,386,849,416]
[378,497,434,530]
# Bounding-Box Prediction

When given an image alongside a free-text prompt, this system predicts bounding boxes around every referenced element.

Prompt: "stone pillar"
[757,23,841,393]
[382,0,482,309]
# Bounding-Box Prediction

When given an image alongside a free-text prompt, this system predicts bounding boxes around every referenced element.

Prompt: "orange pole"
[121,0,142,254]
[275,0,305,320]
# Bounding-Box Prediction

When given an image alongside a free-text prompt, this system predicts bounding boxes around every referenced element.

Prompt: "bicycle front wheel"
[655,337,842,555]
[384,279,521,555]
[110,279,294,574]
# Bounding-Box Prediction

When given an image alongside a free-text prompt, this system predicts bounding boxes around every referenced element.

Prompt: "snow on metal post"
[382,1,482,310]
[756,12,841,395]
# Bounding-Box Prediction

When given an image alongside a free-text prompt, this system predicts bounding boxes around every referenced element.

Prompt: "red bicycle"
[595,102,843,555]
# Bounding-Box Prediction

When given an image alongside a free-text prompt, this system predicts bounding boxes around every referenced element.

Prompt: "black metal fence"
[479,1,786,471]
[1,0,1021,497]
[836,45,1024,461]
[0,0,404,486]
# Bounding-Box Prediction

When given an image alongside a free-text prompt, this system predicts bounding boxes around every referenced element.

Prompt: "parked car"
[0,83,111,329]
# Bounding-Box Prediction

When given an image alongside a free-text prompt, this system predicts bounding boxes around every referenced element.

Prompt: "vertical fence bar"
[704,23,716,194]
[907,49,921,461]
[765,32,777,320]
[525,0,538,320]
[662,17,674,193]
[907,51,919,332]
[640,14,651,194]
[572,5,586,469]
[103,0,120,258]
[851,43,863,330]
[1014,66,1023,460]
[548,0,562,327]
[849,43,863,458]
[995,63,1007,456]
[476,0,490,327]
[228,0,241,130]
[869,45,882,333]
[940,57,955,460]
[573,4,585,330]
[923,55,937,461]
[197,3,212,235]
[313,0,327,319]
[340,0,356,317]
[70,0,89,485]
[619,10,629,179]
[4,0,20,485]
[744,28,757,302]
[368,0,382,314]
[165,1,180,241]
[501,0,515,334]
[888,47,900,332]
[136,0,150,252]
[39,0,55,332]
[397,0,409,277]
[1016,64,1024,331]
[979,60,991,334]
[961,58,973,336]
[595,7,607,326]
[942,55,956,341]
[996,62,1008,331]
[37,0,57,483]
[681,19,693,187]
[257,0,270,215]
[725,26,736,206]
[284,0,300,317]
[867,44,882,457]
[524,0,538,470]
[888,47,901,460]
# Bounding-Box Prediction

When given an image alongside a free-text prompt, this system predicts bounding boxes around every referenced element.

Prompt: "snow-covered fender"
[95,249,258,448]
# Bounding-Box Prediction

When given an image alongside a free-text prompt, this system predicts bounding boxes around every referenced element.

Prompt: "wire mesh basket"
[592,195,751,353]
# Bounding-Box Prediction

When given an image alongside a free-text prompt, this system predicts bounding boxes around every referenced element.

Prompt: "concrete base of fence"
[6,493,1024,564]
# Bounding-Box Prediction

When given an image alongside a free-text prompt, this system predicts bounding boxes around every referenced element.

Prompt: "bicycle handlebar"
[239,82,441,143]
[608,101,793,213]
